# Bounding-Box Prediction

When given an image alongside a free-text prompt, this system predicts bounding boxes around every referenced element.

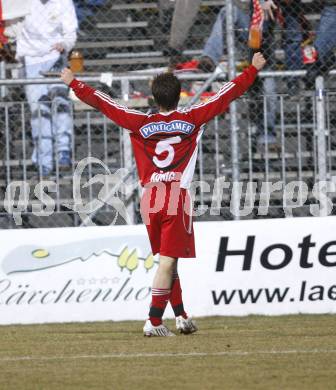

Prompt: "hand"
[52,43,65,53]
[61,68,74,86]
[261,0,277,21]
[252,52,266,71]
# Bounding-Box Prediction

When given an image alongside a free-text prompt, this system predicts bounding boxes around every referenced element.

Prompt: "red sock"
[170,272,188,319]
[149,288,171,326]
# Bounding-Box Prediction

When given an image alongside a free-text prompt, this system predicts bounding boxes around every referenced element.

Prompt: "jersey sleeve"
[185,65,259,127]
[69,79,147,131]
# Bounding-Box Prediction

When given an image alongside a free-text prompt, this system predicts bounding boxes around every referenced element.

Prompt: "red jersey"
[70,65,258,189]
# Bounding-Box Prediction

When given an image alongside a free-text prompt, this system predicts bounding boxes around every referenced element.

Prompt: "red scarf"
[250,0,264,31]
[248,0,264,49]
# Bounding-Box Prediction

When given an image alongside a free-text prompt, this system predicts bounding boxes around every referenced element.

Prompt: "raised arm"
[61,68,147,131]
[185,52,266,127]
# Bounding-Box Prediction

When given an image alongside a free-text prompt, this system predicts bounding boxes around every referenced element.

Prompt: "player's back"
[69,64,259,189]
[130,110,203,189]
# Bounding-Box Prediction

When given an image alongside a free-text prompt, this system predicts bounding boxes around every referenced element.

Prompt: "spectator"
[15,0,78,176]
[198,0,309,145]
[159,0,202,67]
[198,1,278,146]
[251,0,309,142]
[305,0,336,88]
[248,0,278,146]
[199,1,250,72]
[198,0,308,76]
[279,0,311,94]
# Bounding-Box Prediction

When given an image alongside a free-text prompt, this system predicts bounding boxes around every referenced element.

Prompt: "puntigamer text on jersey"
[140,120,195,138]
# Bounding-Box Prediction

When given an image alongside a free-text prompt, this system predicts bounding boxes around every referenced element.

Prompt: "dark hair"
[151,72,181,111]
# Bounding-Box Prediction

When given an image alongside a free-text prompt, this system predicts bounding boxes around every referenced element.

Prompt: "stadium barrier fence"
[1,0,335,227]
[0,70,335,228]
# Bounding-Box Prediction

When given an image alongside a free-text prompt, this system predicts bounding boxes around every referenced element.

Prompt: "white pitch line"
[1,349,336,362]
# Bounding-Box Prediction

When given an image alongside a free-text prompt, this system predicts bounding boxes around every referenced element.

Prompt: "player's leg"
[141,185,176,336]
[170,260,187,318]
[150,255,175,326]
[143,255,176,337]
[164,188,197,334]
[170,260,198,334]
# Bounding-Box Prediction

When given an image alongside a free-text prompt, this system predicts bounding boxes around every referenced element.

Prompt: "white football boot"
[176,316,198,334]
[143,320,176,337]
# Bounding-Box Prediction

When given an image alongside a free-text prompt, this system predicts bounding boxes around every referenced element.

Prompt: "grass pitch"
[0,315,335,390]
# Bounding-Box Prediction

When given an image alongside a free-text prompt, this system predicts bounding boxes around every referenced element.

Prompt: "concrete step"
[84,56,168,67]
[111,2,158,11]
[75,39,154,50]
[96,21,148,29]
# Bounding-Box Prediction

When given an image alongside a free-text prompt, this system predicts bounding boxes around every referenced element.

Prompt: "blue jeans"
[284,14,303,72]
[25,56,73,170]
[202,6,276,134]
[74,0,105,24]
[315,6,336,65]
[304,6,336,86]
[283,13,303,89]
[202,6,250,64]
[203,5,303,70]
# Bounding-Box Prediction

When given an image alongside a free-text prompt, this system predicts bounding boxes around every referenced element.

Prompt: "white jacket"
[16,0,78,62]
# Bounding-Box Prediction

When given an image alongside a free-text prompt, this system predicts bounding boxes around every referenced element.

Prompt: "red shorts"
[140,183,195,258]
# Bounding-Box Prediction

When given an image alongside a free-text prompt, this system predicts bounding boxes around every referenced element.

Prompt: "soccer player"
[61,52,266,336]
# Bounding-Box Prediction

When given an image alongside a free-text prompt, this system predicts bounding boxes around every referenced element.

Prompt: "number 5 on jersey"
[153,136,182,169]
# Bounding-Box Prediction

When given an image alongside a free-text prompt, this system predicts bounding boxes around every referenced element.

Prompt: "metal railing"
[0,69,335,228]
[1,0,336,228]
